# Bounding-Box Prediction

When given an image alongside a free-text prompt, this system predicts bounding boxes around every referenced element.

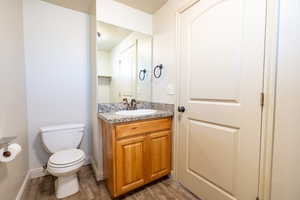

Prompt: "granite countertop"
[97,101,174,124]
[98,109,173,124]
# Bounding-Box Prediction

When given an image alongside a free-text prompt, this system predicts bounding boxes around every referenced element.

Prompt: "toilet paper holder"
[0,136,17,157]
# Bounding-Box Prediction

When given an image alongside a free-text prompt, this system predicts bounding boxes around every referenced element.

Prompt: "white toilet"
[40,124,86,199]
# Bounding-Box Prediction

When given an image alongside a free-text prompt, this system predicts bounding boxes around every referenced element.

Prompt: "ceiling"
[97,21,132,51]
[41,0,168,15]
[113,0,168,14]
[41,0,93,14]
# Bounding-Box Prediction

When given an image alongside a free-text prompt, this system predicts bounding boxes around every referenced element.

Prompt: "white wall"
[0,0,29,199]
[97,50,111,76]
[152,0,190,104]
[89,0,101,181]
[97,50,111,103]
[271,0,300,199]
[136,35,152,102]
[23,0,91,169]
[97,0,152,35]
[97,77,111,103]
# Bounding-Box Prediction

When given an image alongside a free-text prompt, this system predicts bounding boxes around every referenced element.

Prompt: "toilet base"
[55,174,79,199]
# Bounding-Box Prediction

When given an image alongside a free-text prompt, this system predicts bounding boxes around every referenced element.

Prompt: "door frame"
[173,0,280,200]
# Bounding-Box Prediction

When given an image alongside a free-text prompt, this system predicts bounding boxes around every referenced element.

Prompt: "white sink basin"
[115,109,157,116]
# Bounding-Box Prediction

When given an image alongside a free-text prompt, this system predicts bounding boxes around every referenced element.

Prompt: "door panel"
[178,0,266,199]
[116,136,146,195]
[189,0,242,101]
[188,120,238,194]
[148,131,171,181]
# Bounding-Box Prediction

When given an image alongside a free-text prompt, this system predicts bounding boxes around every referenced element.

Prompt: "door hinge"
[260,92,265,107]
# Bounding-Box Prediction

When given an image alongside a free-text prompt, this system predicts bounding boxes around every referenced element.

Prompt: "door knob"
[178,106,186,113]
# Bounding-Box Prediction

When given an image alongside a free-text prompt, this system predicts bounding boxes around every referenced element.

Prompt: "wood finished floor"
[24,165,199,200]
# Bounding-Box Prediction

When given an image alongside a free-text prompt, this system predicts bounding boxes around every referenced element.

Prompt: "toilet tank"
[40,124,85,154]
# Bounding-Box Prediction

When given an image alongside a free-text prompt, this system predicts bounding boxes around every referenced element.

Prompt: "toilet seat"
[48,149,85,168]
[48,157,85,168]
[47,149,85,177]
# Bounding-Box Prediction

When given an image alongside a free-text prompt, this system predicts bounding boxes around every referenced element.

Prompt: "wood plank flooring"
[24,165,200,200]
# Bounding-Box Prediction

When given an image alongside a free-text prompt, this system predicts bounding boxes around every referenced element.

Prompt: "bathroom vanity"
[95,10,174,198]
[98,103,173,198]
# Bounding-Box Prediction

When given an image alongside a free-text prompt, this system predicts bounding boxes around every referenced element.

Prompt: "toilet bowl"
[47,149,85,199]
[40,124,85,199]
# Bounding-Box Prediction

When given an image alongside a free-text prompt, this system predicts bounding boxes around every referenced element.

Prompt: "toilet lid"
[49,149,85,165]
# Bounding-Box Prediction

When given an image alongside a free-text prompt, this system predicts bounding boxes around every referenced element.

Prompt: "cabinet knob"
[178,106,186,113]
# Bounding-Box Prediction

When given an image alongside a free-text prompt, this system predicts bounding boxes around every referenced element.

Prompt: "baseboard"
[15,171,30,200]
[91,157,103,181]
[84,155,91,165]
[170,169,176,180]
[30,167,48,179]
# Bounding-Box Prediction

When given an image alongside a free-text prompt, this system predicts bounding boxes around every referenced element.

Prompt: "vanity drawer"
[115,118,172,139]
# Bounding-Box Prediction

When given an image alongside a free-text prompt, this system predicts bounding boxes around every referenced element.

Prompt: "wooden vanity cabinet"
[100,117,172,198]
[147,130,171,182]
[115,135,147,195]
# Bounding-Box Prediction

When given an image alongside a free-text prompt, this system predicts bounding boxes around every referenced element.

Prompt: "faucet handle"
[122,98,130,110]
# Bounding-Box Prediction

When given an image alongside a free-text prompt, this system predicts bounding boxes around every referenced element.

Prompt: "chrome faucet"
[123,98,130,110]
[130,99,137,110]
[122,98,137,110]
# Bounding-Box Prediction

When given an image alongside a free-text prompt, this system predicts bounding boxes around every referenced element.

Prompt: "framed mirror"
[96,21,152,103]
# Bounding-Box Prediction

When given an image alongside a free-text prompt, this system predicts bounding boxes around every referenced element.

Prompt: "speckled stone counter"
[97,102,174,124]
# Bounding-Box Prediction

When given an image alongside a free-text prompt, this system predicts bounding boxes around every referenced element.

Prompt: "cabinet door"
[116,136,146,195]
[148,131,171,181]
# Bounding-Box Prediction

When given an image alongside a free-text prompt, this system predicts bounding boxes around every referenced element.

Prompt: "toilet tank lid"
[40,124,85,133]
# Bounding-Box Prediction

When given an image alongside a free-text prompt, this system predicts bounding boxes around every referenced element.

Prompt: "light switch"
[167,84,176,95]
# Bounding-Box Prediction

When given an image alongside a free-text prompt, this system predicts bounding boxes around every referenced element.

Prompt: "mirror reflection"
[96,21,152,103]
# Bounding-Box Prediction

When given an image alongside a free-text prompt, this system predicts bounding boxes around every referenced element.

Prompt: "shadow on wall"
[33,133,49,167]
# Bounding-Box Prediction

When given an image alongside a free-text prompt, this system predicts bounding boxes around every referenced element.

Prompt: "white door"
[178,0,266,200]
[118,43,137,100]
